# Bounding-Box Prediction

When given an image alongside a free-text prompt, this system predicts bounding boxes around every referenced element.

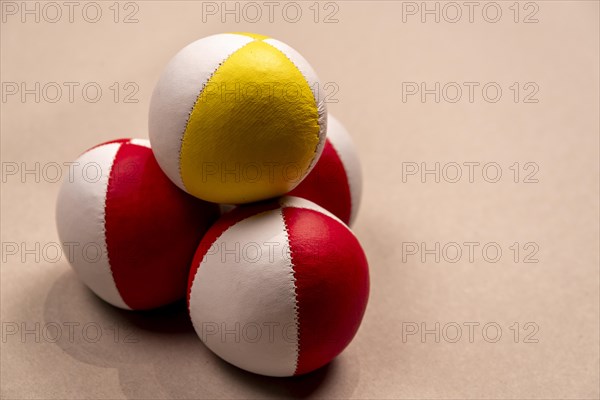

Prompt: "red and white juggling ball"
[289,115,362,226]
[187,196,369,377]
[56,138,220,310]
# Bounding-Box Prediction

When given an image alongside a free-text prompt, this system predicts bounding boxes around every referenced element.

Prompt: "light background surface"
[1,1,599,399]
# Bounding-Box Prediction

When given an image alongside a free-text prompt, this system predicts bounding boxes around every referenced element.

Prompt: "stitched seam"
[187,208,274,309]
[262,40,325,176]
[102,142,129,310]
[177,36,258,190]
[280,207,301,375]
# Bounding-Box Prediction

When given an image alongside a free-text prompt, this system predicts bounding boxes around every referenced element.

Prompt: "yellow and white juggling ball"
[149,33,327,204]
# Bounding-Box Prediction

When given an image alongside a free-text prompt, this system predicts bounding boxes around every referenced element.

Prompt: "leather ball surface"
[149,33,327,204]
[55,138,220,310]
[289,114,362,226]
[187,196,369,377]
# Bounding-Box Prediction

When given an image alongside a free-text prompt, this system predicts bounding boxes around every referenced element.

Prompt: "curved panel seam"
[280,207,300,375]
[262,40,324,176]
[177,36,259,190]
[101,142,130,310]
[187,208,278,308]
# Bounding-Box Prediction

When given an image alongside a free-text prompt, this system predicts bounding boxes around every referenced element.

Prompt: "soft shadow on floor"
[44,270,356,399]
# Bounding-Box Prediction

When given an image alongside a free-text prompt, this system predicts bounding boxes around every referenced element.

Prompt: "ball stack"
[56,33,368,377]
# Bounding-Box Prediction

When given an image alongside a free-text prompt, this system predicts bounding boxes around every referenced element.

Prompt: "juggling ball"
[187,196,369,377]
[149,32,327,204]
[289,114,362,226]
[56,138,220,310]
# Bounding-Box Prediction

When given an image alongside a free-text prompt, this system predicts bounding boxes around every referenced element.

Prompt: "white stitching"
[101,142,130,310]
[177,35,257,190]
[280,207,301,375]
[188,207,276,309]
[262,39,327,177]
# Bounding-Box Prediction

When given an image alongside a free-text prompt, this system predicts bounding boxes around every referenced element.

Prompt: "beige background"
[1,1,599,399]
